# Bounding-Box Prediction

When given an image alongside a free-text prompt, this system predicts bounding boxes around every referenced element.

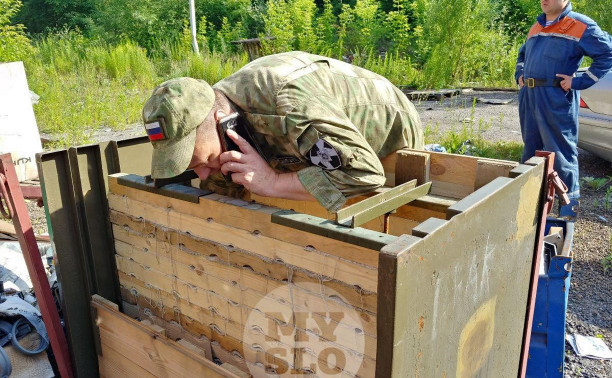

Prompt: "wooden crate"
[99,149,545,377]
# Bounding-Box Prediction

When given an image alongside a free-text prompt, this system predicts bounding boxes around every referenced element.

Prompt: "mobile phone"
[216,113,245,182]
[216,113,242,154]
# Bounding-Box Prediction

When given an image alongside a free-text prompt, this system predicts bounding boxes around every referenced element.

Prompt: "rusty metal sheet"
[376,159,545,377]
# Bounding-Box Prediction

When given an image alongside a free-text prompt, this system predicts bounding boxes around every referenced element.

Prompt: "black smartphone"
[216,113,246,182]
[215,113,265,183]
[216,113,242,154]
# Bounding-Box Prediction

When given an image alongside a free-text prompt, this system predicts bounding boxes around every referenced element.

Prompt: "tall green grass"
[23,32,247,147]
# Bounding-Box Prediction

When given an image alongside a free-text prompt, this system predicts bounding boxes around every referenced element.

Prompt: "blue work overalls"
[515,3,612,202]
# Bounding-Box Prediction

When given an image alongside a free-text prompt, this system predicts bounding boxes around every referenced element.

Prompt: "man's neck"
[546,3,568,22]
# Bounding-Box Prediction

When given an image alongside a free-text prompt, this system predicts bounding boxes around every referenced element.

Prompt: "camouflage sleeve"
[287,99,387,212]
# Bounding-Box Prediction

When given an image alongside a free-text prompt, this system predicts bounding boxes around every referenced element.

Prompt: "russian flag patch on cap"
[145,120,165,141]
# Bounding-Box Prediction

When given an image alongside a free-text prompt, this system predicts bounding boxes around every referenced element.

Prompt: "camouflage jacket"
[213,51,423,212]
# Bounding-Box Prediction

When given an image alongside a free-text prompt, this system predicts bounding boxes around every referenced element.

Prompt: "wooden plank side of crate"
[91,295,240,378]
[115,252,378,360]
[108,194,379,292]
[121,283,291,375]
[377,160,545,377]
[98,341,156,378]
[120,276,376,376]
[475,158,518,190]
[117,273,293,372]
[109,175,381,268]
[111,217,379,315]
[115,250,378,343]
[396,149,517,199]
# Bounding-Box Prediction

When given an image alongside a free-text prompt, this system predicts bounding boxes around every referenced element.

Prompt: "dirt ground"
[27,90,612,376]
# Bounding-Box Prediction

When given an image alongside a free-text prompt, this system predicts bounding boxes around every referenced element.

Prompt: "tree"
[92,0,188,52]
[0,0,32,62]
[261,0,295,54]
[16,0,94,34]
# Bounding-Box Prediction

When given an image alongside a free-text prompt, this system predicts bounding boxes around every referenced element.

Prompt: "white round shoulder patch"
[309,139,341,170]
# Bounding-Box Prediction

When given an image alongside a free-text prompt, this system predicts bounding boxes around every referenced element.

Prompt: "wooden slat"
[391,149,478,199]
[98,343,157,378]
[118,273,294,370]
[92,296,239,378]
[296,344,377,377]
[474,159,518,190]
[120,275,377,372]
[424,150,478,186]
[430,180,473,199]
[395,150,430,186]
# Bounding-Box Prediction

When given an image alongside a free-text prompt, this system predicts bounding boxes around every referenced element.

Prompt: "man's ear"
[214,110,226,121]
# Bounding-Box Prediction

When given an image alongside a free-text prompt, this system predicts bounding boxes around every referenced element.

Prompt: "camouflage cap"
[142,77,215,178]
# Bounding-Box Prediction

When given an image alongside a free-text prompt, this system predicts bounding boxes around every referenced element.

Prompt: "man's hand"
[556,74,573,91]
[219,129,314,201]
[220,129,278,196]
[518,75,524,88]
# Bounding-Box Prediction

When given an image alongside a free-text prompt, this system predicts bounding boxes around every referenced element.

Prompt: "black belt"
[525,77,562,88]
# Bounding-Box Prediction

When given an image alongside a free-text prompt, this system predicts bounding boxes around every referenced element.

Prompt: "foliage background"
[1,0,610,146]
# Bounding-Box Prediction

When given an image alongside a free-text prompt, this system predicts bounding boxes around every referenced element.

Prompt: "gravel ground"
[414,89,524,144]
[17,90,612,376]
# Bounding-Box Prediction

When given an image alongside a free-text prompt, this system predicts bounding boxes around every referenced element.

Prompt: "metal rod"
[0,153,74,378]
[518,151,554,378]
[189,0,200,54]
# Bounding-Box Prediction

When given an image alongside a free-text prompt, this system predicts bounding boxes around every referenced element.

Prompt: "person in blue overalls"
[515,0,612,220]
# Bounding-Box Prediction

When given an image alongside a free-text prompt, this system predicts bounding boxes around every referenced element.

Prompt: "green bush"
[15,0,94,35]
[419,0,517,88]
[260,0,296,54]
[0,0,33,62]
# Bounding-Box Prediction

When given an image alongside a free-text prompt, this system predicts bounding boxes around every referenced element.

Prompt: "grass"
[581,176,612,210]
[23,33,248,148]
[603,233,612,274]
[581,176,611,191]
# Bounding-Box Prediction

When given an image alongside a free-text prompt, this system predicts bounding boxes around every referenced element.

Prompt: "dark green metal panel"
[36,136,154,378]
[113,136,152,176]
[376,235,422,378]
[69,145,120,301]
[376,160,545,377]
[271,210,398,250]
[36,150,98,378]
[116,174,211,203]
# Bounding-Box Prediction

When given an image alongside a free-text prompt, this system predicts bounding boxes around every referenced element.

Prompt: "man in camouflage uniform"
[142,51,423,212]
